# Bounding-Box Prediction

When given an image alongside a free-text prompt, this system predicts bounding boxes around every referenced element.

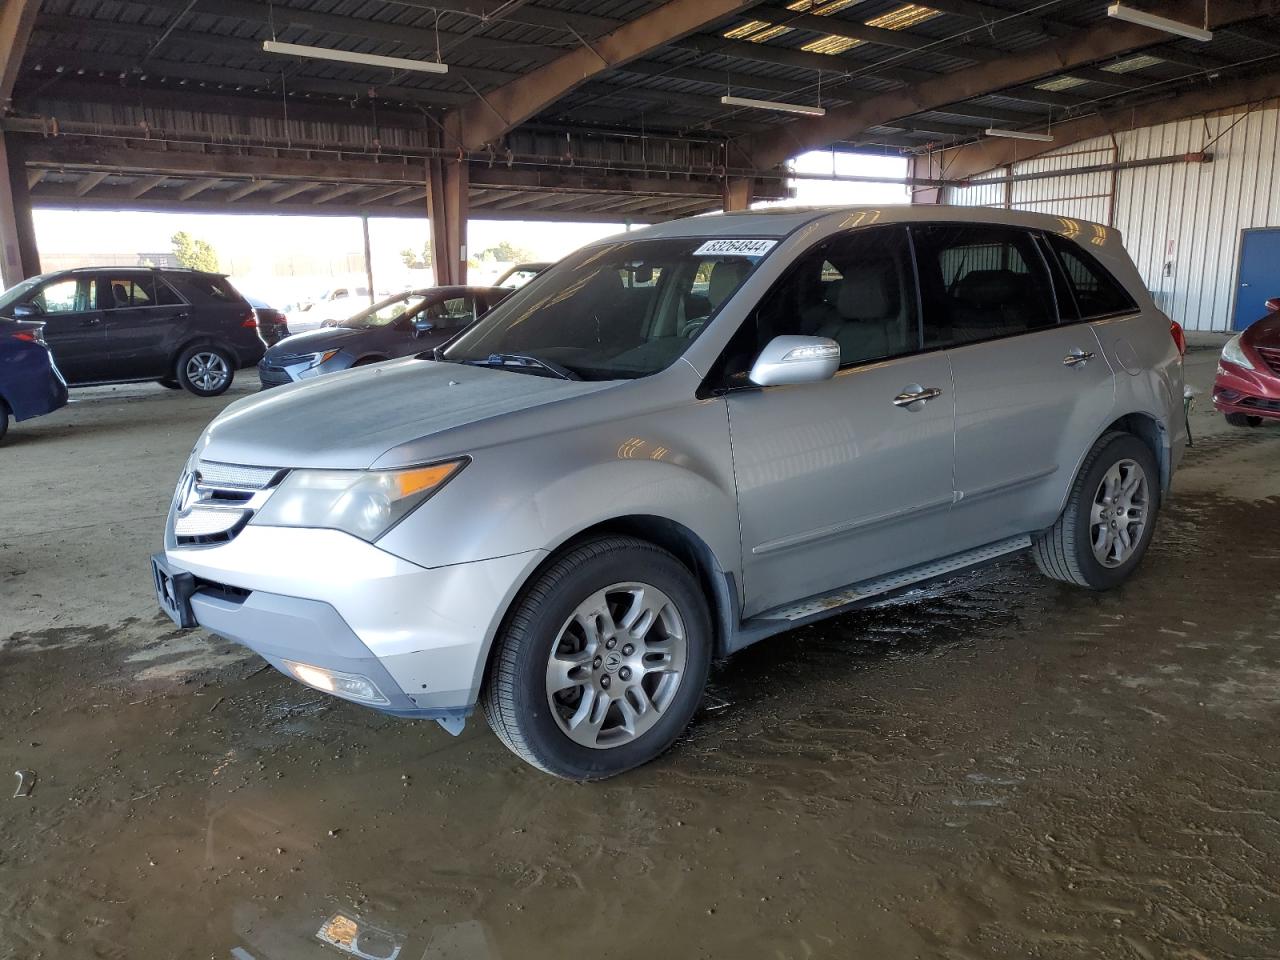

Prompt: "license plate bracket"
[151,553,197,628]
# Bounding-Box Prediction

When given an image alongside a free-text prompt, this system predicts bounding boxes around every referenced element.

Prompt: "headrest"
[708,260,750,307]
[836,261,895,320]
[953,269,1027,308]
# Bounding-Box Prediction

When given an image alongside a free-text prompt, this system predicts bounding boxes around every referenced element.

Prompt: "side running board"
[729,534,1032,652]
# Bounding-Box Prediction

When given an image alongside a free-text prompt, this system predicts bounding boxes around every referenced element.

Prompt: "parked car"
[287,285,388,332]
[494,262,552,289]
[259,286,512,389]
[0,267,264,397]
[1213,295,1280,426]
[152,207,1186,780]
[0,317,68,443]
[248,296,290,346]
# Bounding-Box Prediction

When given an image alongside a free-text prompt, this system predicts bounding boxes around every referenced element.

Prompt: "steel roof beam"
[739,0,1280,169]
[933,69,1280,181]
[443,0,769,151]
[0,0,39,109]
[673,34,937,84]
[175,177,222,201]
[747,5,1006,61]
[73,172,110,197]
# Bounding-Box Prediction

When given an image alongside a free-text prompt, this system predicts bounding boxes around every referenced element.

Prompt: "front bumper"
[161,525,545,719]
[1212,359,1280,421]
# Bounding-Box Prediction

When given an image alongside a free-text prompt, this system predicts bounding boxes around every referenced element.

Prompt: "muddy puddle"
[2,413,1279,957]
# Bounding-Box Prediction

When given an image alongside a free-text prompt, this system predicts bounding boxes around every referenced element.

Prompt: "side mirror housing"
[11,302,40,318]
[748,335,840,387]
[413,317,436,335]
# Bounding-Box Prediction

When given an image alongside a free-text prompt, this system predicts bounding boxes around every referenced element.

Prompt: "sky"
[31,150,910,305]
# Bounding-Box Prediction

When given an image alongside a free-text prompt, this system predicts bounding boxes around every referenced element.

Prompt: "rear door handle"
[1063,350,1095,366]
[893,386,943,408]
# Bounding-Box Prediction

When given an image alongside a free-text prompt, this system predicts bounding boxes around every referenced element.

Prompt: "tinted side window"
[167,274,240,303]
[425,296,476,329]
[102,276,157,309]
[1046,234,1137,319]
[715,225,919,383]
[153,278,186,306]
[35,277,92,313]
[913,225,1057,348]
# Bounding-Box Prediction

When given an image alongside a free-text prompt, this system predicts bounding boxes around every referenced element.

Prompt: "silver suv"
[152,207,1187,779]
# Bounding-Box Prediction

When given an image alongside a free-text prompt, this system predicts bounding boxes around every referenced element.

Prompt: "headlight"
[307,349,340,368]
[253,460,466,541]
[1222,334,1254,370]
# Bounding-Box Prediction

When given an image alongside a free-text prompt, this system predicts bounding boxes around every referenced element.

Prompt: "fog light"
[283,660,389,705]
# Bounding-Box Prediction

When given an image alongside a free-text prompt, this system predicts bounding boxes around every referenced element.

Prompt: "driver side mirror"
[11,302,41,318]
[749,335,840,387]
[413,317,435,336]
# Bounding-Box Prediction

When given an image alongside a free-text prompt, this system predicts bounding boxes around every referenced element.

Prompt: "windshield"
[500,268,541,289]
[441,238,772,380]
[0,276,47,311]
[339,292,428,329]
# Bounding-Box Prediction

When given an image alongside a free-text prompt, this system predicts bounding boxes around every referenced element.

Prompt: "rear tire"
[1033,432,1160,590]
[482,536,711,780]
[1224,412,1263,428]
[175,345,234,397]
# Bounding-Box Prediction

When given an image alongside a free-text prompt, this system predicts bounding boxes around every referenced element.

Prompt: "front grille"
[259,366,293,389]
[173,460,285,546]
[1238,394,1280,413]
[265,352,312,367]
[1256,346,1280,377]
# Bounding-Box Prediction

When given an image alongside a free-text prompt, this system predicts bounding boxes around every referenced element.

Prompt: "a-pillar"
[0,132,39,288]
[427,155,468,286]
[722,177,753,212]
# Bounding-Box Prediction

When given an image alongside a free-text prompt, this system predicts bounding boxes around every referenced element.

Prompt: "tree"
[171,232,220,272]
[475,240,534,264]
[400,241,432,269]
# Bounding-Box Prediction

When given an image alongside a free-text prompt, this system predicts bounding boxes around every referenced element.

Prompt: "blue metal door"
[1233,228,1280,330]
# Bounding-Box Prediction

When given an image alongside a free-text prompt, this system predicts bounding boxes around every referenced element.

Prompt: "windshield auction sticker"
[693,238,778,257]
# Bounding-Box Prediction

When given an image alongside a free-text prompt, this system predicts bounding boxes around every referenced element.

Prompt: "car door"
[719,225,957,617]
[26,275,104,383]
[910,223,1116,549]
[99,272,191,379]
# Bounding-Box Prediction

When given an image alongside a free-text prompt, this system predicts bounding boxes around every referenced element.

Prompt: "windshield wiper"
[464,352,581,381]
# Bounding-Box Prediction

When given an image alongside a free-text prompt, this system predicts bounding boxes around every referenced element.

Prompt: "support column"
[722,177,753,212]
[908,154,942,205]
[427,155,468,286]
[0,132,40,288]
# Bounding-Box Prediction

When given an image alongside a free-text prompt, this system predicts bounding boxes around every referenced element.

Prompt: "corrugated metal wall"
[943,100,1280,332]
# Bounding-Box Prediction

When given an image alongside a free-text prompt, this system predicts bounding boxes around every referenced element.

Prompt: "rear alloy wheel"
[482,536,711,780]
[176,345,234,397]
[1033,432,1160,590]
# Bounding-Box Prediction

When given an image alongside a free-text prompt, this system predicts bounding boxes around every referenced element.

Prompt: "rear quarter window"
[166,273,245,304]
[1046,234,1138,319]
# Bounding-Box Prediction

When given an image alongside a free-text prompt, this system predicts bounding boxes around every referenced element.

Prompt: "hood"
[1243,313,1280,351]
[196,356,615,469]
[267,326,367,357]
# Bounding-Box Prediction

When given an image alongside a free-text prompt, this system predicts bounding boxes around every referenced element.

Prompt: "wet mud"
[2,361,1279,958]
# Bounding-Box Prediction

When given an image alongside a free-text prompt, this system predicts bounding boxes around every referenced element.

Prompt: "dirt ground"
[1,350,1278,959]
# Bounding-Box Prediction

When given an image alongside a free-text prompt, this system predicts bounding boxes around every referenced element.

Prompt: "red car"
[1214,296,1280,427]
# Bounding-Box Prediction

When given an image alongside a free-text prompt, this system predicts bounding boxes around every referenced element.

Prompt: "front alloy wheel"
[545,582,689,749]
[483,536,711,780]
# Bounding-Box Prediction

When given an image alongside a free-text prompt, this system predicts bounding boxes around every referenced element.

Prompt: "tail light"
[240,309,258,328]
[12,330,37,342]
[1266,297,1280,313]
[1169,319,1186,357]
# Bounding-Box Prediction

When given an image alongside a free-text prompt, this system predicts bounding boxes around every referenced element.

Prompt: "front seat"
[812,261,901,363]
[680,259,750,337]
[112,283,131,308]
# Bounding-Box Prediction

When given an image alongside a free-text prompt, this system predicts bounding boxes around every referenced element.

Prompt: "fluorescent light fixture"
[722,94,826,116]
[262,39,449,74]
[1106,4,1212,42]
[985,127,1055,142]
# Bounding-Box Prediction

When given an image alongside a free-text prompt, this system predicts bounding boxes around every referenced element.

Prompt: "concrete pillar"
[427,156,468,286]
[722,177,753,212]
[0,132,39,288]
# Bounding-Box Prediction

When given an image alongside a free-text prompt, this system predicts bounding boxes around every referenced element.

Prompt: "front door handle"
[1063,350,1095,366]
[82,316,102,326]
[893,386,943,408]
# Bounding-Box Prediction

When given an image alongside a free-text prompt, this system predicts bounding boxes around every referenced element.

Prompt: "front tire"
[1033,432,1160,590]
[175,345,234,397]
[482,536,711,780]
